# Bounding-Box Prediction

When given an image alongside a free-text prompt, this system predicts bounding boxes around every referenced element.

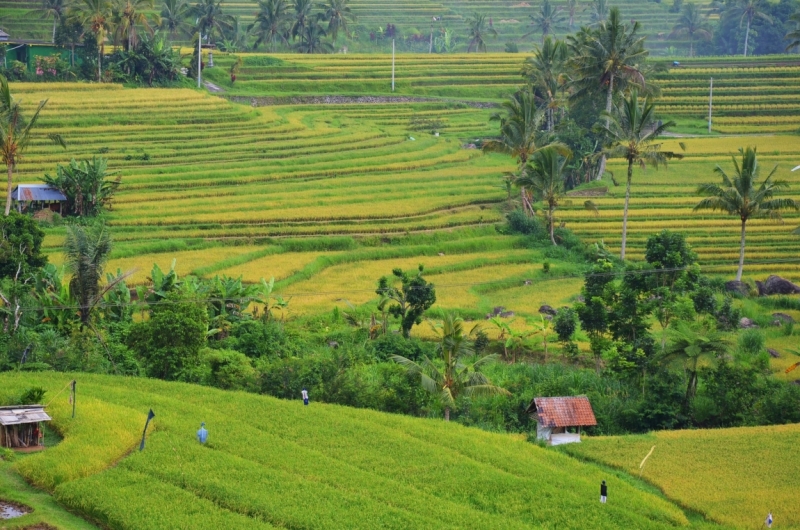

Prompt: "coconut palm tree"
[69,0,114,81]
[731,0,772,57]
[192,0,234,43]
[597,89,682,260]
[586,0,609,27]
[294,21,332,53]
[785,10,800,52]
[113,0,158,50]
[250,0,290,50]
[523,36,568,131]
[670,3,712,57]
[565,0,578,28]
[319,0,354,42]
[569,7,649,180]
[35,0,68,43]
[663,320,730,405]
[160,0,192,37]
[290,0,315,41]
[391,313,509,421]
[517,147,571,245]
[694,147,798,281]
[1,75,66,217]
[525,0,565,43]
[465,12,497,52]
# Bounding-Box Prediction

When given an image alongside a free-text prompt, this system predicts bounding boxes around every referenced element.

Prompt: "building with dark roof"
[526,396,597,446]
[11,184,67,214]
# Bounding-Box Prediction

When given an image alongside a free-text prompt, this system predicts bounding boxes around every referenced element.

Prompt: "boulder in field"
[755,275,800,296]
[725,281,750,297]
[767,348,781,358]
[772,313,795,324]
[739,317,758,329]
[538,305,557,316]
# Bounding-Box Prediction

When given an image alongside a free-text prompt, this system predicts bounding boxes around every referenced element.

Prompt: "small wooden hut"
[10,184,67,214]
[0,405,51,451]
[526,396,596,446]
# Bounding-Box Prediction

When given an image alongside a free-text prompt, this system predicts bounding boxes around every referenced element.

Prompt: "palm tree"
[113,0,158,50]
[785,10,800,52]
[392,313,509,421]
[465,12,497,52]
[290,0,315,41]
[598,90,682,260]
[523,36,567,131]
[517,147,571,245]
[1,75,66,217]
[525,0,565,43]
[663,320,730,404]
[319,0,354,42]
[694,147,798,281]
[69,0,114,81]
[569,7,649,180]
[192,0,234,43]
[731,0,772,57]
[250,0,290,50]
[670,3,712,57]
[566,0,578,29]
[36,0,68,43]
[160,0,192,37]
[294,21,332,53]
[586,0,609,27]
[64,224,130,325]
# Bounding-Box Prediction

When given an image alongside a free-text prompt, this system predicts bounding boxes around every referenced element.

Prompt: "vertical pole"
[71,380,76,418]
[707,77,713,134]
[391,39,395,92]
[197,32,202,89]
[429,23,433,54]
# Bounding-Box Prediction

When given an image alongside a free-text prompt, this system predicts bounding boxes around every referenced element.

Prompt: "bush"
[553,308,578,342]
[369,333,433,362]
[505,209,545,237]
[737,329,765,356]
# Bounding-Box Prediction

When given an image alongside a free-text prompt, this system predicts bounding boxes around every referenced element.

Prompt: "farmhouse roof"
[527,396,597,428]
[11,184,67,202]
[0,405,52,426]
[0,30,8,42]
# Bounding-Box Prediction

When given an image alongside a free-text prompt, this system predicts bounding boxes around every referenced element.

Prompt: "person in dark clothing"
[600,480,607,503]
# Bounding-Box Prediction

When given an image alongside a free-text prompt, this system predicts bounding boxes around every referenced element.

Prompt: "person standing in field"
[197,422,208,444]
[766,511,773,528]
[301,388,309,406]
[600,480,607,503]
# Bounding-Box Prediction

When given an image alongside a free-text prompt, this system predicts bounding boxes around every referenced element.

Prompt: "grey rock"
[772,312,795,324]
[739,317,758,329]
[538,305,557,316]
[725,281,750,296]
[755,275,800,296]
[767,348,781,358]
[499,311,515,318]
[492,306,506,316]
[327,341,339,349]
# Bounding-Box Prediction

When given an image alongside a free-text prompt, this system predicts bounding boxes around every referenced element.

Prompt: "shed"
[0,405,51,451]
[526,396,597,446]
[11,184,66,214]
[0,30,9,43]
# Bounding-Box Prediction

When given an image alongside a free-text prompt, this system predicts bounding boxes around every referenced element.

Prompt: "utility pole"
[707,77,713,134]
[391,39,395,92]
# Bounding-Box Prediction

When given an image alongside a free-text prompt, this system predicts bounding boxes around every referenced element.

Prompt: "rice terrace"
[1,0,800,528]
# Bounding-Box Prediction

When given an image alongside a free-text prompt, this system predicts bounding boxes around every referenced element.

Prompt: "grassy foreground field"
[565,424,800,529]
[0,371,723,530]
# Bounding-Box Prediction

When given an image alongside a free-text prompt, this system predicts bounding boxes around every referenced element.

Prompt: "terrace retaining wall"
[227,95,498,109]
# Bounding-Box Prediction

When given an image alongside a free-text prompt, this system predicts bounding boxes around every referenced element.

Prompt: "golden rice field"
[565,424,800,529]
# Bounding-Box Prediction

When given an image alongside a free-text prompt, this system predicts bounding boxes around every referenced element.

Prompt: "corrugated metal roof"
[0,405,52,426]
[12,185,67,202]
[529,396,597,428]
[0,30,8,41]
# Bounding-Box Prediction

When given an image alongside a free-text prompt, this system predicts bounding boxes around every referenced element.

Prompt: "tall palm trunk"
[736,218,747,281]
[98,44,102,82]
[743,18,751,57]
[444,407,450,421]
[52,18,57,43]
[5,164,14,216]
[596,73,615,180]
[689,39,693,58]
[549,203,556,245]
[429,25,433,53]
[620,158,633,260]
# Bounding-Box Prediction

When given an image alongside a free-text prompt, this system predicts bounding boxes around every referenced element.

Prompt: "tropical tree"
[569,7,649,180]
[465,12,497,52]
[597,89,682,260]
[42,157,121,217]
[517,147,570,245]
[785,9,800,51]
[293,21,332,53]
[35,0,68,43]
[663,320,730,404]
[730,0,773,57]
[565,0,578,28]
[523,36,567,131]
[290,0,315,41]
[669,3,712,57]
[191,0,234,43]
[69,0,114,81]
[391,313,509,421]
[217,15,250,51]
[64,224,130,325]
[1,75,66,217]
[525,0,565,43]
[112,0,158,50]
[586,0,609,27]
[694,147,798,281]
[319,0,354,42]
[250,0,290,51]
[376,265,436,338]
[160,0,192,37]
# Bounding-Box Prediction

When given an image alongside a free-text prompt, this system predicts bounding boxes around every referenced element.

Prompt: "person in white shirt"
[301,388,309,406]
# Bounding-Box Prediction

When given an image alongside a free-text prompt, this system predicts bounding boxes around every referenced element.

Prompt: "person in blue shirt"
[197,422,208,444]
[766,511,773,528]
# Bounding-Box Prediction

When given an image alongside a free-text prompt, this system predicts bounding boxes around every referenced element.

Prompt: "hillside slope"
[0,371,705,529]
